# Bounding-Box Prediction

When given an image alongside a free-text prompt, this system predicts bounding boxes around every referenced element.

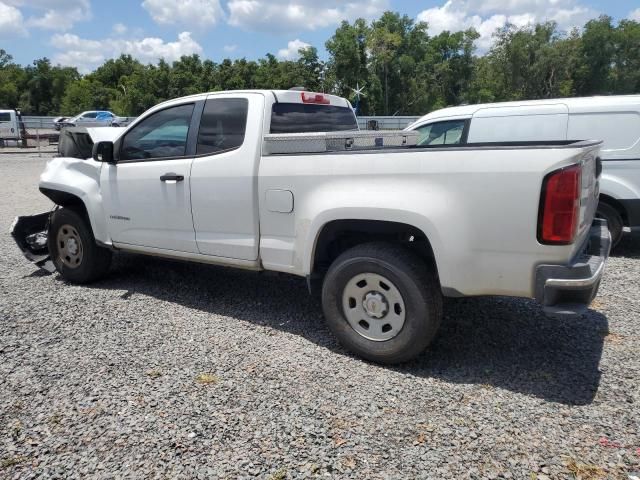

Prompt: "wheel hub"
[56,224,84,269]
[67,238,78,256]
[362,291,388,319]
[342,272,406,342]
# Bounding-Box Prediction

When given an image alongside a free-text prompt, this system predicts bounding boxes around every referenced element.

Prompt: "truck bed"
[263,132,602,156]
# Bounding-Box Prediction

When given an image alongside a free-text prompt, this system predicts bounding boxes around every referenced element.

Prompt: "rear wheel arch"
[309,219,440,294]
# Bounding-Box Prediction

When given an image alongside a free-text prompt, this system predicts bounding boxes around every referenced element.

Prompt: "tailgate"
[572,144,602,256]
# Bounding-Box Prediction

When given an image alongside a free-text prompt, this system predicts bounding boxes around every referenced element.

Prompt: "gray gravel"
[1,154,639,479]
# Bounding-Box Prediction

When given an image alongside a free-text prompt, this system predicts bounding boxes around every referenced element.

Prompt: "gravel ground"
[1,154,639,479]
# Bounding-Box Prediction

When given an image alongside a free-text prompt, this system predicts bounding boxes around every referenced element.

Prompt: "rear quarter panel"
[258,144,601,298]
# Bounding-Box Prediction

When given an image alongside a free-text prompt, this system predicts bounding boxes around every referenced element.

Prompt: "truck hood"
[58,126,125,159]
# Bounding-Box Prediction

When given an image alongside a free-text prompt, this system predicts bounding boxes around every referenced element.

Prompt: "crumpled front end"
[10,212,55,273]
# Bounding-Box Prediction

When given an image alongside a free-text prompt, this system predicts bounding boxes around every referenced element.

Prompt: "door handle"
[160,173,184,182]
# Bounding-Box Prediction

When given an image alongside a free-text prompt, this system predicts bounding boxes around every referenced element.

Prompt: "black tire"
[321,242,442,364]
[596,201,624,248]
[48,207,112,283]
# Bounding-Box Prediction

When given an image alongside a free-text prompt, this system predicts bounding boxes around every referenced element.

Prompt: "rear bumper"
[535,219,611,317]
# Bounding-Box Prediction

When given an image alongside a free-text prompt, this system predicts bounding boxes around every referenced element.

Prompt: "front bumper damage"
[535,219,611,317]
[10,212,56,273]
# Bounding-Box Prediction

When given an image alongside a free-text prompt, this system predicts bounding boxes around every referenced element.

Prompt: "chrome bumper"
[535,219,611,317]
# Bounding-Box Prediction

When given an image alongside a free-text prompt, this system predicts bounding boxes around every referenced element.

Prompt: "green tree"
[577,16,617,94]
[61,78,114,115]
[325,19,370,111]
[611,19,640,93]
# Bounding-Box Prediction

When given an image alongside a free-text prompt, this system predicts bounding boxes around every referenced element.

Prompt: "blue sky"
[1,0,638,73]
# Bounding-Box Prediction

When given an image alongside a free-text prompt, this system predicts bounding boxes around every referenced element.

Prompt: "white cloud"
[228,0,389,32]
[223,44,238,52]
[0,1,27,37]
[51,32,203,73]
[142,0,224,27]
[4,0,91,31]
[630,8,640,21]
[112,23,127,35]
[417,0,598,51]
[277,38,310,60]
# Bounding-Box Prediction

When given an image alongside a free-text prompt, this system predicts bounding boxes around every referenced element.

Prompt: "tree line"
[0,12,639,117]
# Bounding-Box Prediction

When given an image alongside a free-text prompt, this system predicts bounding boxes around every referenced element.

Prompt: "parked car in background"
[12,89,608,364]
[406,95,640,246]
[59,111,129,129]
[53,116,70,130]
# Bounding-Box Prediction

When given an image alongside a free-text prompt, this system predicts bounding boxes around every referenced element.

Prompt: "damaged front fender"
[10,212,56,273]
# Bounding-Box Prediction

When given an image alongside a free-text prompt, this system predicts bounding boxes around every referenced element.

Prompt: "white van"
[0,109,23,146]
[406,96,640,246]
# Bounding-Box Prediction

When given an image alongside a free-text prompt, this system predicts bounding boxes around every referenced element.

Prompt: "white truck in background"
[406,95,640,247]
[12,89,609,364]
[0,108,26,147]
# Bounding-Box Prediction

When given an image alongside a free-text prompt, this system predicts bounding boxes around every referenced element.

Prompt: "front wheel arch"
[39,188,106,244]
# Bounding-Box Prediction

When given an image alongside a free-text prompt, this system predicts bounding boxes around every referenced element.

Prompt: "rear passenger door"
[190,93,264,260]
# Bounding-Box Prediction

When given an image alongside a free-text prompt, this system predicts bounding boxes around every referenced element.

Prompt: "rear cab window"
[0,112,11,122]
[270,103,358,134]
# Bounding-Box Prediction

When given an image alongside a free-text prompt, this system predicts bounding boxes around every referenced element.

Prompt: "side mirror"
[93,141,114,163]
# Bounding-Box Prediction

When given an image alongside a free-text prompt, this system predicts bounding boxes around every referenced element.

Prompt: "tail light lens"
[538,164,582,245]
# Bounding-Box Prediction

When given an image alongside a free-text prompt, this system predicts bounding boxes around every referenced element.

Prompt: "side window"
[120,103,195,161]
[415,120,466,146]
[82,112,98,119]
[197,98,248,155]
[0,112,11,122]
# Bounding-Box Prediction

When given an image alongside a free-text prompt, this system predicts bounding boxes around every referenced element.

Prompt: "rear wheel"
[596,201,623,248]
[48,207,112,283]
[321,242,442,364]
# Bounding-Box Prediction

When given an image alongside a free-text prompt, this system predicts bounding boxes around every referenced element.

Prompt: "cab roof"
[153,89,352,110]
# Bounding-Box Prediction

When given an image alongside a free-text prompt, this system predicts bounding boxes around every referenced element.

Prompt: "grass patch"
[565,457,606,480]
[49,413,62,425]
[195,373,219,385]
[146,368,163,378]
[1,456,27,469]
[268,467,287,480]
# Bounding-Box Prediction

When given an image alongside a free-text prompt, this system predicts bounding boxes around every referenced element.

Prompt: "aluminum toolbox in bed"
[263,130,419,155]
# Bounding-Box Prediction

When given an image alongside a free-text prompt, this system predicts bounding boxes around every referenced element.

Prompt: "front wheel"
[321,242,442,364]
[48,207,112,283]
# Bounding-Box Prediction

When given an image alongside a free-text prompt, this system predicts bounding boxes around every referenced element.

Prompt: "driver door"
[101,102,198,253]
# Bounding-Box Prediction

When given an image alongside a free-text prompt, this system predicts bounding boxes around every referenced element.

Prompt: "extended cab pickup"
[12,90,610,364]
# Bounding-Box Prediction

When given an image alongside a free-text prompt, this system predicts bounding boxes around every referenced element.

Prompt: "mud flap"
[10,212,56,273]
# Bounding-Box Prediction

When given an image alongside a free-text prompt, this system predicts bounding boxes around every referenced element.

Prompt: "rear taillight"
[301,92,330,104]
[538,164,582,245]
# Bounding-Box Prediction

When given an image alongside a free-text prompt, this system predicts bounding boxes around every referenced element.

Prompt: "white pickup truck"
[12,89,610,364]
